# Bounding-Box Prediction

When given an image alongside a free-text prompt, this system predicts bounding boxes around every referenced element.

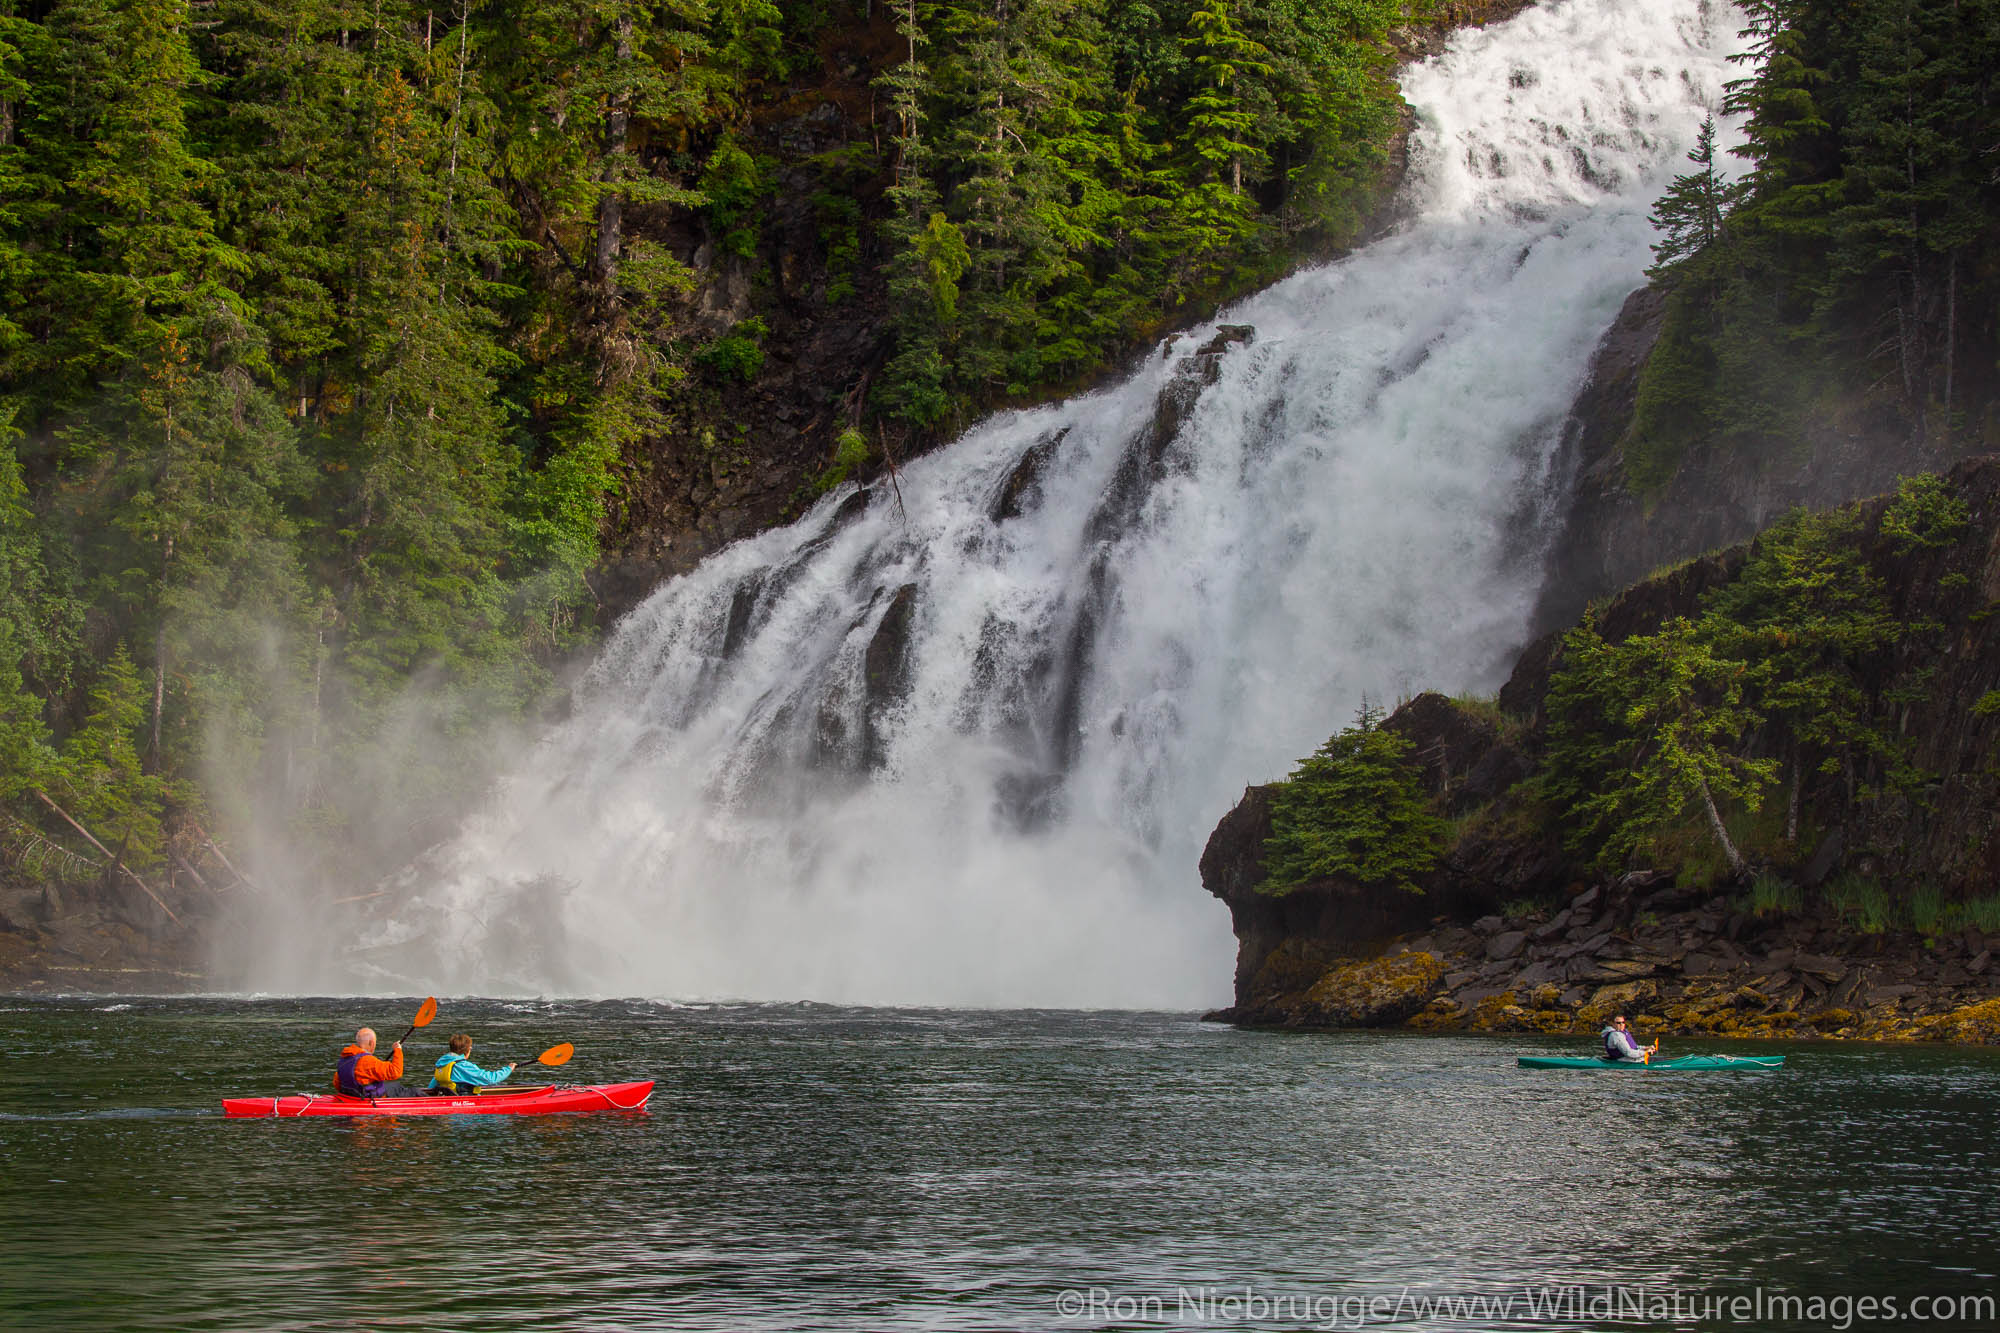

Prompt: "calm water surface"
[2,999,1996,1331]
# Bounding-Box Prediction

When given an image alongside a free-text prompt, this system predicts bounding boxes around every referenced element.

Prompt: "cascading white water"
[365,0,1745,1005]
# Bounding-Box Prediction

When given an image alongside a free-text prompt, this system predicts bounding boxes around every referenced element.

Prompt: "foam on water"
[341,0,1745,1005]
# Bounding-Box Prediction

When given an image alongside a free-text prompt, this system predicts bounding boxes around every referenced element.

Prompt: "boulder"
[1486,930,1528,961]
[1581,980,1659,1024]
[1297,951,1445,1027]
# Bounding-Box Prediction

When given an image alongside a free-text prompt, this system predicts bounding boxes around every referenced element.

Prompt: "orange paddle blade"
[537,1043,575,1067]
[412,996,438,1029]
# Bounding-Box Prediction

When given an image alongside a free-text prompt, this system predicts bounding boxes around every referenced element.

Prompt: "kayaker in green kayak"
[427,1032,516,1096]
[1601,1015,1659,1064]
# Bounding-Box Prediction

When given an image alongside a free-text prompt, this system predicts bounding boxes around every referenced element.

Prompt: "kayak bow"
[1516,1055,1785,1071]
[222,1080,655,1117]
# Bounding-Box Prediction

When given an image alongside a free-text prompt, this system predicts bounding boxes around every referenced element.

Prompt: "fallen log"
[32,792,182,927]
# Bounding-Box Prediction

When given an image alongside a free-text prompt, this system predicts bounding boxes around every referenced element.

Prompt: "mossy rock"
[1465,992,1521,1032]
[1579,980,1658,1026]
[1407,995,1466,1031]
[1298,950,1444,1027]
[1524,1007,1577,1034]
[1914,997,2000,1044]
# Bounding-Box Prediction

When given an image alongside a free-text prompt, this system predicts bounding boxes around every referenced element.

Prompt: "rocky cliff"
[1204,456,2000,1043]
[1534,289,1998,633]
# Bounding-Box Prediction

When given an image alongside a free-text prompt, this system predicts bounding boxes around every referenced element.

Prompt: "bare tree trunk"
[152,623,167,769]
[151,533,174,772]
[1698,777,1745,878]
[1786,743,1801,846]
[594,16,634,288]
[1943,252,1956,429]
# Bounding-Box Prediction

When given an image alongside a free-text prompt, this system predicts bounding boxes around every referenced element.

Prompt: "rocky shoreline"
[1204,868,2000,1045]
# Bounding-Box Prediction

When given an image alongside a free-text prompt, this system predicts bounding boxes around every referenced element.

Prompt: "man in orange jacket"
[334,1027,408,1097]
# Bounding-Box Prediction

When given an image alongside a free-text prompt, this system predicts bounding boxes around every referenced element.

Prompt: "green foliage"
[870,0,1407,428]
[1635,0,2000,458]
[1703,505,1906,795]
[699,134,771,261]
[1880,473,1969,553]
[1541,615,1778,875]
[698,317,770,382]
[1748,871,1803,916]
[52,647,185,870]
[811,176,867,305]
[813,427,871,495]
[1259,703,1445,895]
[1953,896,2000,933]
[1824,871,1893,933]
[1973,691,2000,719]
[1906,881,1946,936]
[1540,492,1944,884]
[0,417,59,800]
[1647,117,1739,279]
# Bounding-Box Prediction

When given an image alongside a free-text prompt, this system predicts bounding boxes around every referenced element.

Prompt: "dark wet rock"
[989,428,1069,524]
[1531,910,1572,941]
[1195,324,1256,357]
[1486,931,1527,961]
[861,583,920,767]
[720,574,766,659]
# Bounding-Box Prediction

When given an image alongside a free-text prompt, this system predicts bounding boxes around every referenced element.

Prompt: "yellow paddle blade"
[412,996,438,1029]
[537,1043,575,1067]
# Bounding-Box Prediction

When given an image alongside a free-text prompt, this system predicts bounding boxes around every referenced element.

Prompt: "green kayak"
[1518,1054,1785,1071]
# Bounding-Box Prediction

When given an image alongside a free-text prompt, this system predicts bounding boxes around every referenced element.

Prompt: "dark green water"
[2,999,1997,1331]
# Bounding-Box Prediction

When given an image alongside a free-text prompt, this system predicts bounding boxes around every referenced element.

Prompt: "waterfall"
[361,0,1744,1005]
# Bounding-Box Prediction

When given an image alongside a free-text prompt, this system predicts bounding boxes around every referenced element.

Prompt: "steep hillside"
[1205,458,2000,1041]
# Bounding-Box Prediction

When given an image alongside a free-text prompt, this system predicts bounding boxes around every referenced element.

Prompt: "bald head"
[356,1027,378,1052]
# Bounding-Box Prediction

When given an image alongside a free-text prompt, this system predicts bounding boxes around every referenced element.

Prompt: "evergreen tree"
[1171,0,1271,288]
[1542,616,1778,876]
[1647,116,1737,279]
[1700,506,1902,842]
[0,414,58,799]
[6,0,251,418]
[1260,703,1445,895]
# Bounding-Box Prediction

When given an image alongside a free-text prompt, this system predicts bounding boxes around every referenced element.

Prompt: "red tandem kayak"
[222,1080,654,1118]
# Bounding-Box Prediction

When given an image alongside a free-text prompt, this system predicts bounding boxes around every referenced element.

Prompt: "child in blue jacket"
[429,1033,516,1094]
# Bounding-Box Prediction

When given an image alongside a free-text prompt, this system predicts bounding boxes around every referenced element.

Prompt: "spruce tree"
[1648,116,1737,279]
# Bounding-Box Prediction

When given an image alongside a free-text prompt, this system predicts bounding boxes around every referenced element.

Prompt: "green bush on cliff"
[1259,704,1444,896]
[1881,474,1970,554]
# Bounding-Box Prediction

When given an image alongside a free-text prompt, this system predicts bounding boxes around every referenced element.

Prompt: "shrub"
[812,428,871,496]
[1259,704,1445,896]
[1880,473,1969,553]
[697,317,769,382]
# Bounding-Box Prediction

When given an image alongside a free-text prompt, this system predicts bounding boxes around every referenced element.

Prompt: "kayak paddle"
[469,1045,575,1094]
[507,1042,574,1069]
[393,996,438,1048]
